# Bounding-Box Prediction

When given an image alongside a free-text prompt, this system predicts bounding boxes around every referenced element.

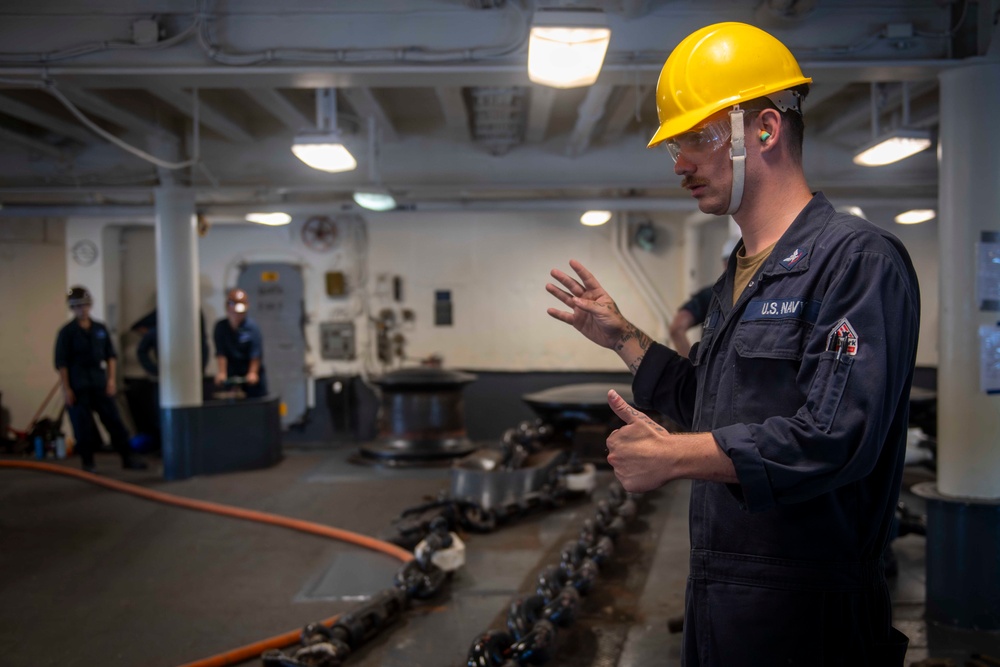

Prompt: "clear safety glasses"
[663,118,733,164]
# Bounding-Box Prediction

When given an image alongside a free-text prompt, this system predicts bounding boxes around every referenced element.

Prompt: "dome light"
[894,209,936,225]
[580,210,612,226]
[245,212,292,226]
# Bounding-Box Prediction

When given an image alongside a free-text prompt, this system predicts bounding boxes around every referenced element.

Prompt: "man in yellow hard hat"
[547,22,919,666]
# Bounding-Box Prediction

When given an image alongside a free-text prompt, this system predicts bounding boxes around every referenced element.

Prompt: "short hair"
[743,84,810,162]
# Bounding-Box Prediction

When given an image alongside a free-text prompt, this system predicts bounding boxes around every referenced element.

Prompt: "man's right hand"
[546,259,629,349]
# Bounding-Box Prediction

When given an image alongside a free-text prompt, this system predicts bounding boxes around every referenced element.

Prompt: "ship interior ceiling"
[1,1,1000,667]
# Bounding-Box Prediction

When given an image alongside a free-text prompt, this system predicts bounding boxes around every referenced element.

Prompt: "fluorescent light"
[245,212,292,226]
[842,206,866,218]
[894,209,936,225]
[291,132,357,173]
[853,130,932,167]
[528,10,610,88]
[581,210,612,226]
[353,190,397,211]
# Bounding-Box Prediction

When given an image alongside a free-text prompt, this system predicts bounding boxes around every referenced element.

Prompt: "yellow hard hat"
[648,22,812,148]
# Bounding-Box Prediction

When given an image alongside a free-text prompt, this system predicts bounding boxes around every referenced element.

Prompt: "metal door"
[237,263,307,428]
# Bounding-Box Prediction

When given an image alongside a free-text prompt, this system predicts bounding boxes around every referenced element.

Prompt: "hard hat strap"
[727,107,746,215]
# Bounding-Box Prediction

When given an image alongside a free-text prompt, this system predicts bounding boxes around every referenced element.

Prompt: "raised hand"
[546,259,629,349]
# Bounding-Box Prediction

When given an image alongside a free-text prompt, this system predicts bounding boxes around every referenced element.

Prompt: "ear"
[754,109,781,147]
[757,108,781,152]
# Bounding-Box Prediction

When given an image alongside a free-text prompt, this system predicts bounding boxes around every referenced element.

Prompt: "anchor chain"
[261,518,457,667]
[465,483,640,666]
[390,454,595,550]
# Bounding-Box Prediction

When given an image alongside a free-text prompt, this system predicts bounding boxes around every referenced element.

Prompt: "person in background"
[546,22,919,666]
[54,286,147,472]
[131,307,211,377]
[213,288,267,398]
[668,237,738,357]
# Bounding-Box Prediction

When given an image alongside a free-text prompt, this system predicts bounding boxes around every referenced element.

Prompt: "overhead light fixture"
[292,88,357,173]
[353,190,397,211]
[853,82,932,167]
[292,134,357,173]
[853,130,932,167]
[581,210,612,226]
[528,9,611,89]
[245,212,292,226]
[895,209,936,225]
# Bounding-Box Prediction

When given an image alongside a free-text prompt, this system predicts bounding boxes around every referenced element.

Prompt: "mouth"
[685,182,708,197]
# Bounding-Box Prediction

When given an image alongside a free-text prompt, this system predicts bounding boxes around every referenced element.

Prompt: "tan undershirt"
[733,241,777,305]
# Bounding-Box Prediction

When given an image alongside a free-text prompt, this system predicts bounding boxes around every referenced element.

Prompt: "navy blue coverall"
[633,193,920,666]
[54,318,132,468]
[212,317,268,398]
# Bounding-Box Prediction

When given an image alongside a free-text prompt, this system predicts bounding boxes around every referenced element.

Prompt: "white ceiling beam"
[0,92,95,144]
[340,88,398,142]
[434,87,471,141]
[601,84,652,142]
[243,88,312,133]
[565,84,615,157]
[525,86,556,143]
[0,126,65,159]
[57,85,164,137]
[146,87,255,143]
[0,59,956,91]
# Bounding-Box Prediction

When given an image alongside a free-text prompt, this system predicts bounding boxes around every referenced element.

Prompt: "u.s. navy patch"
[780,247,808,270]
[827,318,858,356]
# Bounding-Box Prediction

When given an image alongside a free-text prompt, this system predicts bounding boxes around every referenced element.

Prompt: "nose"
[674,153,696,176]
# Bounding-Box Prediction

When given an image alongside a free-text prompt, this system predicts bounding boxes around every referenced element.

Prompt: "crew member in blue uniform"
[668,239,737,357]
[54,286,147,472]
[547,22,919,667]
[213,288,267,398]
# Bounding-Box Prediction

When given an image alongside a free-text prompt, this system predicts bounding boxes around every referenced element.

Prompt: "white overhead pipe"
[0,196,942,219]
[609,212,671,344]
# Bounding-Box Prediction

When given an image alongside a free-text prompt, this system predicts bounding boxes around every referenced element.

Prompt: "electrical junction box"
[132,19,160,45]
[320,321,356,360]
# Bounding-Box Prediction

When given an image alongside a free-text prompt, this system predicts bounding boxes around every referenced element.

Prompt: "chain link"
[465,482,640,666]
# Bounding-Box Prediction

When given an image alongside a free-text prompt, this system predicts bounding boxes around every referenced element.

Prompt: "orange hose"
[0,459,414,667]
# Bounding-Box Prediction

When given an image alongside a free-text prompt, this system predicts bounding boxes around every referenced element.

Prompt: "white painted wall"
[33,204,938,421]
[0,220,67,435]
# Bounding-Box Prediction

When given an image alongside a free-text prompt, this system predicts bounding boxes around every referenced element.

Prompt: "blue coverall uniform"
[633,193,920,666]
[212,317,268,398]
[54,318,133,468]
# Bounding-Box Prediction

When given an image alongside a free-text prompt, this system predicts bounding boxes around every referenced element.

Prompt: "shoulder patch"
[827,318,859,356]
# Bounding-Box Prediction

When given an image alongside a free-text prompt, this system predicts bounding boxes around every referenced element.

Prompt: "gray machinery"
[359,367,478,463]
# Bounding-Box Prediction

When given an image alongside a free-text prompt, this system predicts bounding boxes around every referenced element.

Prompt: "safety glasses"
[663,118,732,163]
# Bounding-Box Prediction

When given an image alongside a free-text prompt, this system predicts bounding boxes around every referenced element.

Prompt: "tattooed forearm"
[627,354,644,374]
[616,322,653,354]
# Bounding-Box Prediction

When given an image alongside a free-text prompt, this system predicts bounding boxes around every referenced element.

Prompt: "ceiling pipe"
[0,195,941,219]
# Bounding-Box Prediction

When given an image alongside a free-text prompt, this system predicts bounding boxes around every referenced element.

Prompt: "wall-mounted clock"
[71,240,99,266]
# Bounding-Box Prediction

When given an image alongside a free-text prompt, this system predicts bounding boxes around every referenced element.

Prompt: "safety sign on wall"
[976,231,1000,312]
[981,323,1000,395]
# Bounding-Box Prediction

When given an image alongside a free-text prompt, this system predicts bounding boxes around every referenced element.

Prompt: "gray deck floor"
[1,448,997,667]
